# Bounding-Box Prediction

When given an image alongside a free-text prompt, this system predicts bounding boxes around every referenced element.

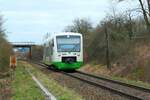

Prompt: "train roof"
[53,32,82,36]
[43,32,82,43]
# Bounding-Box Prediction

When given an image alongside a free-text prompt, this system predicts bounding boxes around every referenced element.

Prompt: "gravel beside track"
[64,71,150,100]
[31,62,139,100]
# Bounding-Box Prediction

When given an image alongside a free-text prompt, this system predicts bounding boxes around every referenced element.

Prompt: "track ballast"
[33,61,150,100]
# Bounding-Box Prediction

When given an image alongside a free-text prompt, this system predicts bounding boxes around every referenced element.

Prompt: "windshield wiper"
[70,44,79,52]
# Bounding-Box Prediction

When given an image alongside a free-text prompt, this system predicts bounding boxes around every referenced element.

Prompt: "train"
[43,32,83,70]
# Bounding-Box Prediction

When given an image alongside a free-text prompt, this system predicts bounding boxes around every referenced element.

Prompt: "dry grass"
[0,71,12,100]
[80,64,111,76]
[84,42,150,83]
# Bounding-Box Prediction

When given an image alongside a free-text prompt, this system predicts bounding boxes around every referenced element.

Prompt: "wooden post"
[105,26,111,70]
[10,55,17,71]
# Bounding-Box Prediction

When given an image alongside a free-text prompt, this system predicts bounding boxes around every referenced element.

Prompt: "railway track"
[32,61,150,100]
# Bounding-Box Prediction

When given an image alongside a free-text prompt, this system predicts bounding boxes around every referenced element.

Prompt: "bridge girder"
[10,42,36,59]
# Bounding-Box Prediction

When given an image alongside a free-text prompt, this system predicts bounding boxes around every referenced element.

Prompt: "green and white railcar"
[43,32,83,70]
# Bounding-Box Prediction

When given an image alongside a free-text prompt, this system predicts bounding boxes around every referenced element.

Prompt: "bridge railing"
[10,42,35,46]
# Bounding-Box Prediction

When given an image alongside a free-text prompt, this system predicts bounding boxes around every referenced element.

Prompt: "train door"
[49,39,54,61]
[43,43,46,61]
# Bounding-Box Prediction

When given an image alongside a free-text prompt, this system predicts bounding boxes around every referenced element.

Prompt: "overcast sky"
[0,0,138,44]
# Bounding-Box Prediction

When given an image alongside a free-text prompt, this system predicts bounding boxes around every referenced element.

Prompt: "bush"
[0,16,12,72]
[31,45,43,61]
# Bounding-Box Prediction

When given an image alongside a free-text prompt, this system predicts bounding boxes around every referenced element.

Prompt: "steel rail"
[76,70,150,93]
[32,61,150,100]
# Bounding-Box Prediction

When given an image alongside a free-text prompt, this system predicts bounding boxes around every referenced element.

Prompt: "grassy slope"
[11,63,45,100]
[22,61,83,100]
[80,63,150,89]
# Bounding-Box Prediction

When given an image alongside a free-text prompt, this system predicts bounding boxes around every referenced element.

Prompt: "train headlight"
[58,55,61,57]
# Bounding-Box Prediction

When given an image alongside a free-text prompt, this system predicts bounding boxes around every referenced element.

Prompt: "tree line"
[64,1,150,66]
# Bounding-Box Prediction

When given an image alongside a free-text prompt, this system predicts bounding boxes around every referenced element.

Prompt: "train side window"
[52,39,54,47]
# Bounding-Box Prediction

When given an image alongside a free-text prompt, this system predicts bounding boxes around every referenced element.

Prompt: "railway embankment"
[19,61,83,100]
[80,43,150,89]
[80,63,150,90]
[33,62,138,100]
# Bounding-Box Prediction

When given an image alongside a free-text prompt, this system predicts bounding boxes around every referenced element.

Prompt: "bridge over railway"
[10,42,36,59]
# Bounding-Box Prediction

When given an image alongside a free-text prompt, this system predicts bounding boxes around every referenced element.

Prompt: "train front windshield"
[56,35,81,52]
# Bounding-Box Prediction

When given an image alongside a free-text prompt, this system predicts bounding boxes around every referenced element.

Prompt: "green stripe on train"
[53,62,83,70]
[43,60,83,70]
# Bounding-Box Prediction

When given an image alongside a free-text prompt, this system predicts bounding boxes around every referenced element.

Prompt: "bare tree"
[0,15,5,37]
[118,0,150,32]
[64,18,93,34]
[64,18,93,48]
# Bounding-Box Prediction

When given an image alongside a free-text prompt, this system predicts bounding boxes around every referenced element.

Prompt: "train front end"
[53,33,83,70]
